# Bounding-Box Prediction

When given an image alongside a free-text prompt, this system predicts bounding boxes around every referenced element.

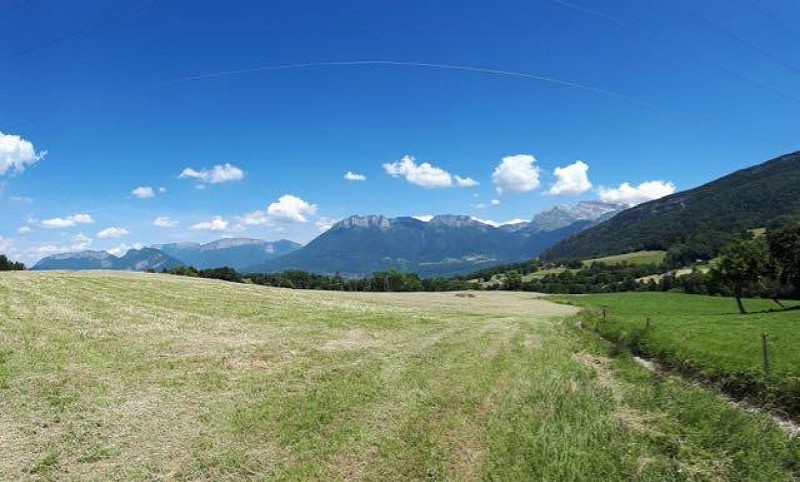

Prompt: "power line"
[553,0,800,105]
[140,60,651,107]
[735,0,800,38]
[684,7,800,76]
[0,0,156,63]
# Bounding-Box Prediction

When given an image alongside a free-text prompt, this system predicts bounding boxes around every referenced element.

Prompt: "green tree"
[767,223,800,298]
[504,269,523,291]
[710,238,769,314]
[0,254,25,271]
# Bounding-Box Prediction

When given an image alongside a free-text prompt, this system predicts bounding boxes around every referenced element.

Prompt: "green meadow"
[557,292,800,417]
[1,272,798,481]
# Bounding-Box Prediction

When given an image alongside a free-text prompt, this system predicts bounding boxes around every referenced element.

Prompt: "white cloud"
[454,175,479,187]
[29,244,59,258]
[108,242,143,257]
[179,163,245,184]
[97,226,129,239]
[597,180,676,206]
[470,216,500,227]
[412,215,434,222]
[158,187,167,194]
[237,210,271,226]
[267,194,317,223]
[383,155,476,189]
[470,217,528,227]
[41,213,94,229]
[0,131,46,176]
[548,160,592,195]
[132,186,155,199]
[490,199,501,206]
[315,217,338,232]
[71,233,92,250]
[344,171,366,182]
[0,235,13,253]
[9,196,33,204]
[153,216,178,228]
[17,226,31,235]
[190,216,230,232]
[492,154,541,194]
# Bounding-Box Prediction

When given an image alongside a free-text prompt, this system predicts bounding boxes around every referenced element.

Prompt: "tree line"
[483,223,800,313]
[158,265,475,292]
[0,254,25,271]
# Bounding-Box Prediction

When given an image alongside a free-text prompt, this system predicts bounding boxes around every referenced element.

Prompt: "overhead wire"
[553,0,800,105]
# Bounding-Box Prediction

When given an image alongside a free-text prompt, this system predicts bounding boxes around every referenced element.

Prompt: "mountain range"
[32,248,184,271]
[152,238,301,271]
[244,201,623,277]
[26,151,800,276]
[31,202,621,276]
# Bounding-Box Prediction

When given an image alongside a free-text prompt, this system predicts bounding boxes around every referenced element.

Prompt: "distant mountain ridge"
[246,205,621,277]
[33,248,183,271]
[543,151,800,261]
[28,202,622,276]
[152,238,301,271]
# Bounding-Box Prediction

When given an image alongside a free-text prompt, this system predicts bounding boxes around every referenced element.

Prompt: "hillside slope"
[543,151,800,260]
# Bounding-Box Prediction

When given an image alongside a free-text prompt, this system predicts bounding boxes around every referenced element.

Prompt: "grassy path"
[0,272,797,480]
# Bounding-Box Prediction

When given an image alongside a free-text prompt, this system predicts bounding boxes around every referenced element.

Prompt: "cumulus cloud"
[315,217,338,232]
[470,216,500,227]
[190,216,229,231]
[71,233,93,250]
[548,160,592,195]
[383,155,477,189]
[455,175,479,187]
[470,217,527,227]
[492,154,540,194]
[153,216,178,228]
[597,180,676,206]
[490,199,501,206]
[0,131,46,176]
[0,235,13,253]
[41,213,94,229]
[267,194,317,223]
[17,226,31,235]
[237,210,270,226]
[344,171,366,181]
[108,242,143,257]
[179,163,245,184]
[158,187,167,194]
[132,186,155,199]
[97,226,129,239]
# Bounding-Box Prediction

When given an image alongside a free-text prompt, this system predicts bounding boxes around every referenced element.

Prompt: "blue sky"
[2,0,800,264]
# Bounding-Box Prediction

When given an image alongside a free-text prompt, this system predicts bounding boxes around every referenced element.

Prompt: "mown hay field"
[0,271,797,481]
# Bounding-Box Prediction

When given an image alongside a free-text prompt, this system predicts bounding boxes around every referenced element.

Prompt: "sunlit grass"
[0,272,797,481]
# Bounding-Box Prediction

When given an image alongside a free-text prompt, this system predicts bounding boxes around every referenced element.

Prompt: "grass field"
[582,250,667,267]
[556,292,800,416]
[1,272,799,481]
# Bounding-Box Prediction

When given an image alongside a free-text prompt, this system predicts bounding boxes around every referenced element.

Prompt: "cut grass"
[0,271,798,480]
[554,292,800,416]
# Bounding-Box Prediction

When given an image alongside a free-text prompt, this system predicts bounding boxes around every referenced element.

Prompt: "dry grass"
[0,271,797,481]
